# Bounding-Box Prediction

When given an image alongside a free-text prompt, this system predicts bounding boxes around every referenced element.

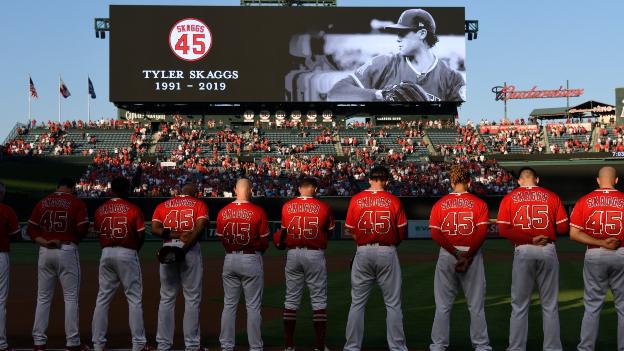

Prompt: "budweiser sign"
[492,85,584,101]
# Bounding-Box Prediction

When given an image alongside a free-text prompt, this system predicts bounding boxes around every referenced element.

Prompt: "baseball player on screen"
[92,177,151,351]
[343,166,408,351]
[277,177,335,351]
[27,178,90,351]
[151,183,208,351]
[0,182,20,351]
[329,9,465,102]
[215,179,270,351]
[496,167,569,351]
[428,166,492,351]
[568,166,624,351]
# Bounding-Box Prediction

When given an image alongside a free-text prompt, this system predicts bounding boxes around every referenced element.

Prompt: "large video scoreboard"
[110,5,465,105]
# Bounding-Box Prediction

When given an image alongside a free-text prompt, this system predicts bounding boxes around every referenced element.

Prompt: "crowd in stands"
[548,123,591,153]
[435,123,489,158]
[480,125,545,154]
[76,151,515,198]
[4,116,621,198]
[4,119,150,156]
[594,125,624,153]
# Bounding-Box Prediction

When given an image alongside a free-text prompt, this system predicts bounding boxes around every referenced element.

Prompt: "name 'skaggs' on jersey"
[429,192,490,256]
[570,188,624,246]
[345,190,407,245]
[216,201,270,252]
[497,186,569,245]
[152,195,209,239]
[28,191,89,243]
[94,198,145,250]
[281,197,335,249]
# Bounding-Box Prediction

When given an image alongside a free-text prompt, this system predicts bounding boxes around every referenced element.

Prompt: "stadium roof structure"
[529,107,568,119]
[567,100,615,114]
[530,100,616,121]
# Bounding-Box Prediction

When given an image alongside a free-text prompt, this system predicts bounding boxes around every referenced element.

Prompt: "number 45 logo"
[169,18,212,62]
[513,205,549,230]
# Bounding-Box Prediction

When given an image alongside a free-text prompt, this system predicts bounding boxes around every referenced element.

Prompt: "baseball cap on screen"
[385,9,436,34]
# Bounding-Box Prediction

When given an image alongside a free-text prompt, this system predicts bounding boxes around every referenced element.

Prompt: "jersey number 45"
[357,211,391,235]
[585,210,622,236]
[441,212,474,236]
[513,205,549,230]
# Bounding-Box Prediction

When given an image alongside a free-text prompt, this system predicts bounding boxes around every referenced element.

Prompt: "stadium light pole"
[504,82,508,121]
[465,20,479,40]
[94,18,110,40]
[566,79,569,121]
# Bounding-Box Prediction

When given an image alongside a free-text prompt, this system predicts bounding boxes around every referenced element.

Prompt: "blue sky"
[1,0,622,140]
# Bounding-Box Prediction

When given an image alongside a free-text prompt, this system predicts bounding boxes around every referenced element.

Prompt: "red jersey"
[28,192,89,243]
[216,200,269,252]
[429,192,490,257]
[345,189,407,246]
[152,195,209,240]
[94,198,145,250]
[570,188,624,247]
[0,203,20,252]
[497,186,569,245]
[281,196,335,250]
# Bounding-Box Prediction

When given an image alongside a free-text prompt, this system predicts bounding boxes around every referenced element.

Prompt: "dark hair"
[424,29,439,47]
[517,167,538,179]
[299,177,318,188]
[57,177,76,189]
[449,165,471,185]
[111,177,131,198]
[369,166,390,182]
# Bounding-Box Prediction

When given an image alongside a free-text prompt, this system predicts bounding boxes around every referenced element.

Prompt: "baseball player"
[428,165,491,351]
[0,182,20,351]
[215,178,269,351]
[497,167,569,351]
[152,183,208,351]
[278,177,335,351]
[92,177,151,351]
[27,178,90,351]
[329,9,465,102]
[343,166,408,351]
[569,166,624,351]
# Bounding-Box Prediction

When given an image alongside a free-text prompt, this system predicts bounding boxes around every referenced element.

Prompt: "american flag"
[60,78,71,98]
[29,77,38,98]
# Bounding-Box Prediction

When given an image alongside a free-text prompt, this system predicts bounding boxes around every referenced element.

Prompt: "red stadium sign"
[492,85,584,101]
[479,124,538,134]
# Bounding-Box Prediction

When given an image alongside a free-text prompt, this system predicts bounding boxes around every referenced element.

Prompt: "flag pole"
[28,74,31,124]
[87,76,91,123]
[58,75,61,123]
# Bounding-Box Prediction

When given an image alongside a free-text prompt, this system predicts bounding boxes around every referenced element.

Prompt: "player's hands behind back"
[601,237,621,250]
[46,239,61,249]
[179,231,192,244]
[532,235,549,246]
[34,237,61,249]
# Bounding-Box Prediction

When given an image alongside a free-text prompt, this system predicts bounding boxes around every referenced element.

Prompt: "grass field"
[7,238,620,350]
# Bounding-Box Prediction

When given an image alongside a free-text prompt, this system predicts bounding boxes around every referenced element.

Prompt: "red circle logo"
[169,18,212,62]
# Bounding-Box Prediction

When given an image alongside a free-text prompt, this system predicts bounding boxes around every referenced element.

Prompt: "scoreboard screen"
[110,5,466,104]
